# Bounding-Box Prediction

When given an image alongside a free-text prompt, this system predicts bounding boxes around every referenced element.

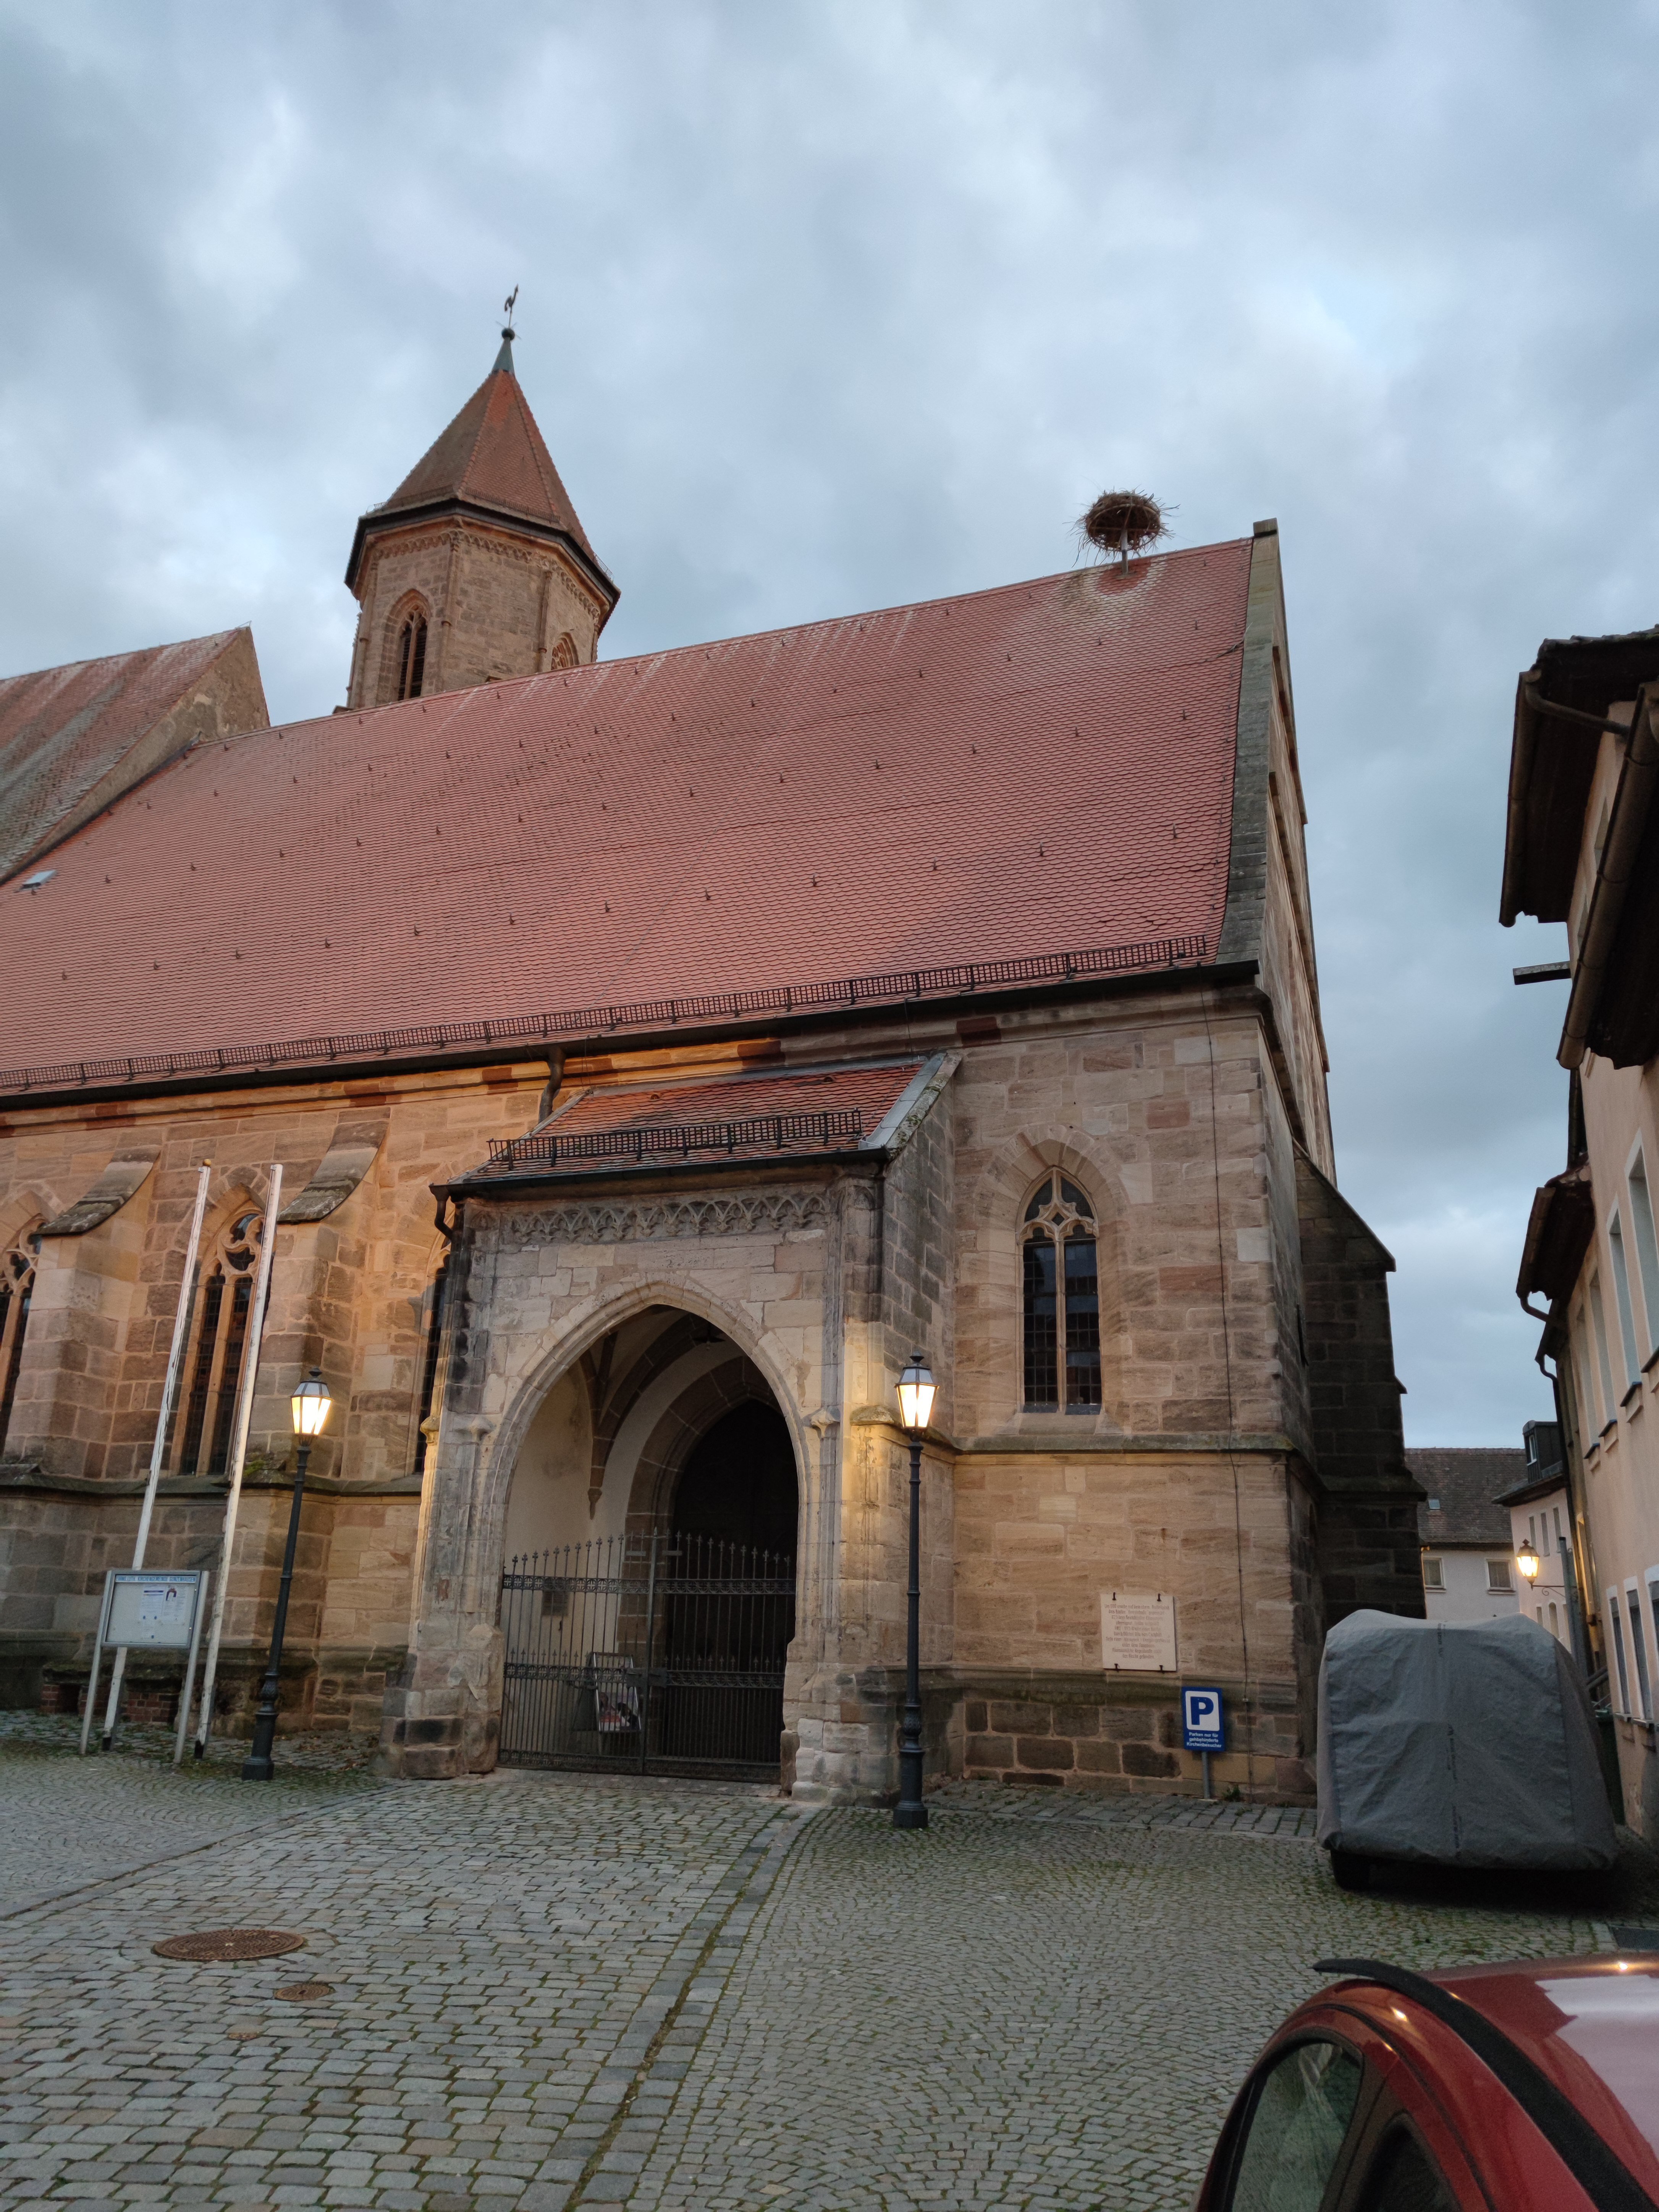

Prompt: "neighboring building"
[1409,1446,1523,1623]
[0,335,1421,1801]
[1496,1421,1580,1655]
[1504,623,1659,1831]
[0,629,267,883]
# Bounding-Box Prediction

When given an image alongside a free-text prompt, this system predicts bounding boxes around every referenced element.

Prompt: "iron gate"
[498,1533,795,1778]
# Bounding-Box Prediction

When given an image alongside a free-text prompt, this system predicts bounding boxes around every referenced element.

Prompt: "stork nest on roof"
[1079,490,1169,561]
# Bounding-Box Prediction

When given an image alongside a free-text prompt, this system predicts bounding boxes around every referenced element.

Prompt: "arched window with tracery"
[395,610,428,700]
[0,1223,42,1452]
[1022,1174,1101,1410]
[168,1206,264,1476]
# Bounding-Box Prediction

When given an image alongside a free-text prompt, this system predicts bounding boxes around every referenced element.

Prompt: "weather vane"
[502,286,519,338]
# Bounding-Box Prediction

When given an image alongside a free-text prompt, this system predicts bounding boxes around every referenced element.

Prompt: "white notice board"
[101,1571,206,1651]
[1100,1590,1178,1673]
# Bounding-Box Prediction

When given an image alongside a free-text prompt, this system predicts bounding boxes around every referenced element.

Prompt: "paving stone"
[5,1730,1656,2211]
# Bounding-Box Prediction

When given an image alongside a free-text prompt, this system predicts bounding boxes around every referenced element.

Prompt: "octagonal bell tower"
[343,324,618,710]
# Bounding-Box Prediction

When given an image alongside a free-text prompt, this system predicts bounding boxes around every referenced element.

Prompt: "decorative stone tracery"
[489,1191,828,1247]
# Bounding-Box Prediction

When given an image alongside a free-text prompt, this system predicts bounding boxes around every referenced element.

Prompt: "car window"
[1352,2126,1457,2212]
[1228,2039,1365,2212]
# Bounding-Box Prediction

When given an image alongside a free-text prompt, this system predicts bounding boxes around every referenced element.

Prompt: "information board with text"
[1099,1590,1179,1673]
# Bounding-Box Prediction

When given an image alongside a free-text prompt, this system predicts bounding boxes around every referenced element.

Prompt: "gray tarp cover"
[1316,1610,1616,1869]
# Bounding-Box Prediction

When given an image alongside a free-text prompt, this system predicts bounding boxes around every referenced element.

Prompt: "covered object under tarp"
[1316,1610,1616,1870]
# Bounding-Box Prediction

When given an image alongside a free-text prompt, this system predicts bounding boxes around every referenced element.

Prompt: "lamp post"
[893,1353,935,1832]
[1517,1540,1541,1588]
[242,1370,331,1781]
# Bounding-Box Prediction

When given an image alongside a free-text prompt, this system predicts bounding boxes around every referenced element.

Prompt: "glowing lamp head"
[896,1355,936,1434]
[291,1369,332,1438]
[1517,1541,1541,1583]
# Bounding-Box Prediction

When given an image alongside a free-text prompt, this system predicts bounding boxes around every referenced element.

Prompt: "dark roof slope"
[1501,626,1659,927]
[0,540,1252,1083]
[0,629,267,885]
[1409,1448,1528,1547]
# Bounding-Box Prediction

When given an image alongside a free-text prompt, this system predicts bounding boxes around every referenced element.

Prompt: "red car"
[1195,1954,1659,2211]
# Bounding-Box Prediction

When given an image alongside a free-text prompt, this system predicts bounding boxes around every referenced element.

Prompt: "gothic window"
[168,1208,264,1477]
[1022,1174,1101,1410]
[548,632,578,672]
[0,1224,42,1452]
[396,611,428,701]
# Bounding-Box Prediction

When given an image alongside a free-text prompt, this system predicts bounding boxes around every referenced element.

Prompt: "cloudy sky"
[1,1,1648,1444]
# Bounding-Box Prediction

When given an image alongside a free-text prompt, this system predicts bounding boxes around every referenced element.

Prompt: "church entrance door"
[498,1400,798,1780]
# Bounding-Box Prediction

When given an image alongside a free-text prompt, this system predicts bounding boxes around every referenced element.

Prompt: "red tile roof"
[0,541,1252,1085]
[367,344,602,566]
[0,631,264,883]
[475,1060,926,1180]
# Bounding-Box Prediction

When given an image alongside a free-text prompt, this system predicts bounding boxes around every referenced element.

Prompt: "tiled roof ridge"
[0,627,242,692]
[320,536,1256,730]
[0,929,1209,1101]
[1407,1446,1529,1458]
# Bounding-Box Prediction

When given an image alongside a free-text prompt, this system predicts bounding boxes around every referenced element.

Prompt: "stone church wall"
[0,972,1408,1798]
[1296,1148,1424,1629]
[0,1058,550,1726]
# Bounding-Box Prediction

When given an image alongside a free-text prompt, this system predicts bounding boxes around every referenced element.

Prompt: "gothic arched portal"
[496,1306,800,1779]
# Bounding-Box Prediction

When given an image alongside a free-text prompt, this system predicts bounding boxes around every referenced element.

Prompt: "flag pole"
[97,1163,211,1753]
[193,1163,282,1759]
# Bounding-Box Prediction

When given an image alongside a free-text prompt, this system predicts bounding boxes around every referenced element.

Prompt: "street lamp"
[242,1370,331,1781]
[1517,1541,1541,1584]
[893,1353,936,1832]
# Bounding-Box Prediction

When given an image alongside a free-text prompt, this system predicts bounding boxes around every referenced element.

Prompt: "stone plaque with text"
[1100,1590,1178,1673]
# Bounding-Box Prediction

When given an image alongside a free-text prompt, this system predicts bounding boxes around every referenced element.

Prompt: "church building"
[0,330,1420,1800]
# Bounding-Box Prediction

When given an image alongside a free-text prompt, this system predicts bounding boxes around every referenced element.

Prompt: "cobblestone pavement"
[2,1749,1651,2212]
[0,1718,385,1918]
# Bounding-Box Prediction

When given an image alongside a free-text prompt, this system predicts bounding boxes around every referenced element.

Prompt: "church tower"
[343,326,618,710]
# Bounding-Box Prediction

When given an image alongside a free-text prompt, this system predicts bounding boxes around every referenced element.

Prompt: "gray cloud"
[2,0,1648,1441]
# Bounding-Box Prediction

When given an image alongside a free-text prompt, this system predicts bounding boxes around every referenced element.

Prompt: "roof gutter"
[0,956,1257,1116]
[1557,688,1659,1070]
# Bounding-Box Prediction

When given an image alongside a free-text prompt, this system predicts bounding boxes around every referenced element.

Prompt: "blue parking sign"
[1181,1685,1225,1753]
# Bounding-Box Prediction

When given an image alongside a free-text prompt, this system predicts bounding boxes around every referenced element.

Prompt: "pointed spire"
[362,333,602,564]
[493,288,518,377]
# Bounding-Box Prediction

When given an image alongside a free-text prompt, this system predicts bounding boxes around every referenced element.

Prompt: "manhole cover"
[152,1929,306,1962]
[274,1981,333,2002]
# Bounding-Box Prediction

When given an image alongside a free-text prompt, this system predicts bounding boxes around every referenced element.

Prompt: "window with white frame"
[1572,1308,1599,1436]
[1628,1150,1659,1359]
[1589,1275,1618,1425]
[1486,1558,1512,1592]
[1628,1582,1653,1720]
[1609,1211,1642,1392]
[1609,1589,1632,1716]
[1421,1556,1444,1589]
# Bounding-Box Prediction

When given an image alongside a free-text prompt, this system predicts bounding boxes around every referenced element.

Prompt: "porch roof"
[464,1057,928,1181]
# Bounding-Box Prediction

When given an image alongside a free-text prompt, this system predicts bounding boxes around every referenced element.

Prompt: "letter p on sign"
[1181,1686,1224,1753]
